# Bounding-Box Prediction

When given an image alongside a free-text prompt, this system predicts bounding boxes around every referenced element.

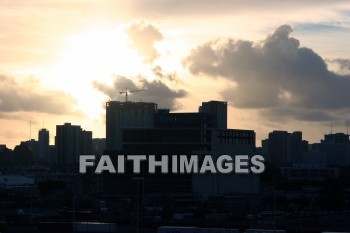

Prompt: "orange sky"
[1,0,350,148]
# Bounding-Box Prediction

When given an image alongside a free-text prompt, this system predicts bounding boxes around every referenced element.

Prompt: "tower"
[199,101,227,129]
[38,128,49,162]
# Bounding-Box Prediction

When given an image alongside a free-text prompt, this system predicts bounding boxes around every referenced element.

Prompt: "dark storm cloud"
[126,22,163,63]
[0,75,78,115]
[184,25,350,122]
[93,75,187,109]
[260,108,336,122]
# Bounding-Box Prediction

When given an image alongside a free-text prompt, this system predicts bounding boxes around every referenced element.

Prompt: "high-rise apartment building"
[55,123,92,166]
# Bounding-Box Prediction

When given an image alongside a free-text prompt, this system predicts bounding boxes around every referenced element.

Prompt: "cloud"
[130,0,349,17]
[326,58,350,75]
[260,108,336,122]
[152,65,182,83]
[93,75,187,109]
[184,25,350,122]
[126,21,163,63]
[0,75,79,115]
[0,112,33,122]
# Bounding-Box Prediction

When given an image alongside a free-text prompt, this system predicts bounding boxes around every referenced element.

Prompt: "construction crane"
[119,87,145,102]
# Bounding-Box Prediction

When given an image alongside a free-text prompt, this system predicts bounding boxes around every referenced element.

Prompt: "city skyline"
[3,99,349,152]
[1,1,350,148]
[2,99,350,150]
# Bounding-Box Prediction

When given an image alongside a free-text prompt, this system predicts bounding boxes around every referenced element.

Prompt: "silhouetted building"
[154,110,216,128]
[0,145,6,153]
[55,123,92,168]
[122,128,212,152]
[38,129,49,162]
[0,145,13,165]
[312,133,350,166]
[104,101,257,198]
[48,145,56,165]
[199,101,227,129]
[106,101,157,150]
[301,150,325,164]
[0,144,11,155]
[13,142,34,163]
[122,126,255,153]
[264,130,303,165]
[302,140,309,152]
[92,138,106,156]
[261,139,269,158]
[56,123,81,166]
[280,163,339,181]
[324,133,349,144]
[290,131,302,163]
[81,130,93,155]
[266,131,291,165]
[102,149,193,196]
[23,139,39,161]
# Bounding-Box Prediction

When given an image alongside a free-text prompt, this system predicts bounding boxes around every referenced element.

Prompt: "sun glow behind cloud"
[2,1,350,148]
[31,27,156,116]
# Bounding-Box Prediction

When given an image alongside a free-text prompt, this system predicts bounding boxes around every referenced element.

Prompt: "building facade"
[199,101,227,129]
[106,101,157,150]
[55,123,92,167]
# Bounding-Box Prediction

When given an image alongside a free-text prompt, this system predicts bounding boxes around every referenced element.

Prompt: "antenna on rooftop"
[119,87,145,102]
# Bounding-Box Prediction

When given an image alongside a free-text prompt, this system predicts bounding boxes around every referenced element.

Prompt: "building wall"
[106,101,157,150]
[192,143,259,199]
[199,101,227,129]
[312,133,350,166]
[103,101,256,198]
[56,123,82,166]
[81,130,93,155]
[280,164,339,180]
[55,124,92,167]
[266,131,303,166]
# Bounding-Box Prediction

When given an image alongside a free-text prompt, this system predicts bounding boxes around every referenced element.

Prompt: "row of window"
[217,137,254,145]
[218,130,254,138]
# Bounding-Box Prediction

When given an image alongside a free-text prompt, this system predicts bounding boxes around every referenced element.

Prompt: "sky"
[1,0,350,148]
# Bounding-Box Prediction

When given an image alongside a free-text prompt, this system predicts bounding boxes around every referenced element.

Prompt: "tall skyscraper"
[199,101,227,129]
[106,101,157,150]
[55,123,92,166]
[38,128,49,162]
